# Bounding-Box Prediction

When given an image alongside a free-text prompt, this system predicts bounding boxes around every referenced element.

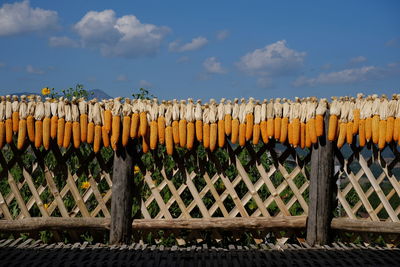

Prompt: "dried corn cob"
[100,102,110,148]
[87,99,95,144]
[104,99,112,134]
[172,99,180,145]
[26,96,36,143]
[315,98,327,137]
[253,101,261,145]
[394,95,400,142]
[93,102,102,153]
[57,97,65,147]
[5,95,13,144]
[260,99,268,143]
[179,100,187,148]
[292,98,301,148]
[63,99,72,148]
[17,95,27,150]
[209,99,218,151]
[149,99,158,150]
[78,98,88,143]
[186,99,195,150]
[122,98,132,147]
[238,98,246,147]
[158,100,166,145]
[371,94,380,144]
[245,98,254,141]
[42,98,51,150]
[279,99,289,144]
[130,100,139,139]
[224,100,232,136]
[203,104,210,149]
[328,97,340,141]
[231,98,239,144]
[111,97,122,150]
[378,96,388,150]
[337,99,349,148]
[165,104,173,155]
[12,95,19,134]
[266,99,274,139]
[195,100,203,142]
[139,99,148,138]
[274,98,282,140]
[386,95,397,143]
[50,98,58,140]
[34,96,45,148]
[70,97,80,149]
[0,96,6,148]
[217,98,225,148]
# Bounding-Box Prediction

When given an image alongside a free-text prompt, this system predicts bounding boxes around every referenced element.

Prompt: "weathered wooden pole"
[110,142,135,244]
[306,113,335,245]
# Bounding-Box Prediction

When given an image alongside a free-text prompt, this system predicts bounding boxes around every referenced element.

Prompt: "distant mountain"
[89,89,112,100]
[5,89,112,100]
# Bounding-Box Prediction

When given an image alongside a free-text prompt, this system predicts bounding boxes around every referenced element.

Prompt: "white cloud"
[169,36,208,52]
[216,30,229,41]
[0,0,58,36]
[48,36,79,47]
[177,56,189,63]
[320,63,332,70]
[139,80,152,88]
[26,65,45,74]
[237,40,306,76]
[349,56,367,64]
[257,77,272,88]
[73,10,170,58]
[385,38,399,47]
[116,74,129,82]
[203,57,226,74]
[292,66,380,87]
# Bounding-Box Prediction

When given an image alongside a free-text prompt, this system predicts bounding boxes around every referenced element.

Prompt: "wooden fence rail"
[0,135,400,246]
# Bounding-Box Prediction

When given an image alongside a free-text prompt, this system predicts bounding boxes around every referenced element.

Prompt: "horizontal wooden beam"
[0,216,307,232]
[0,218,111,232]
[132,216,307,230]
[331,218,400,234]
[7,216,400,234]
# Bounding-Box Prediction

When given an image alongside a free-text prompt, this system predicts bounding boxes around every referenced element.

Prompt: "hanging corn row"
[0,94,399,153]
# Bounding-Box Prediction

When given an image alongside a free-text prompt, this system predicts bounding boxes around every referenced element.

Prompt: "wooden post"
[307,113,335,246]
[110,142,135,244]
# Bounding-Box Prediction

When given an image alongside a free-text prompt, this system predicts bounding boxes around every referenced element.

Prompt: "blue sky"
[0,0,399,100]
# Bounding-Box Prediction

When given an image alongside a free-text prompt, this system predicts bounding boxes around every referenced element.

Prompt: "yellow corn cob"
[245,113,253,141]
[231,119,239,144]
[158,116,165,145]
[187,121,195,150]
[378,119,387,150]
[166,126,173,155]
[130,113,139,139]
[34,120,43,148]
[179,119,187,148]
[218,120,225,148]
[195,120,203,142]
[150,120,158,150]
[260,120,268,143]
[279,117,288,143]
[17,119,26,149]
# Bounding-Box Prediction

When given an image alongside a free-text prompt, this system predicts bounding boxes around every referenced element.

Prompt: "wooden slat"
[358,155,398,222]
[7,171,30,218]
[0,192,12,220]
[185,171,211,218]
[89,177,110,218]
[235,156,270,217]
[143,172,172,219]
[21,168,49,217]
